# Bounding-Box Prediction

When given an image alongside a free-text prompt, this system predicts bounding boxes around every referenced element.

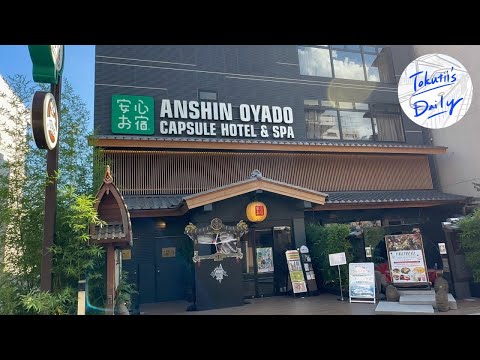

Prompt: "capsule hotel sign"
[112,95,295,139]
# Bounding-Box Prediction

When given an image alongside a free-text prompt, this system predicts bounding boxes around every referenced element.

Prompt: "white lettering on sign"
[158,99,295,139]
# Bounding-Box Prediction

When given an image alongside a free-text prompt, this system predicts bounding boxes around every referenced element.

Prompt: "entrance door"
[241,226,292,298]
[155,236,185,302]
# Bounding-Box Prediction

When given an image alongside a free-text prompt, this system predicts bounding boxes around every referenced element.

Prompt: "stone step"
[375,301,434,315]
[399,293,457,310]
[398,289,435,296]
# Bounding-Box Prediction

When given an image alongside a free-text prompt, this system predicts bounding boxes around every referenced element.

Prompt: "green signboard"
[112,95,154,135]
[28,45,64,84]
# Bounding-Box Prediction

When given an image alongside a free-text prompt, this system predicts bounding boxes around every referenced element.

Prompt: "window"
[298,46,332,78]
[298,45,395,83]
[305,100,405,142]
[198,90,217,101]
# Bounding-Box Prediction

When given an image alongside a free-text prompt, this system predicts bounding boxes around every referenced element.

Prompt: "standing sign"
[329,252,347,266]
[349,263,375,303]
[285,250,307,294]
[329,252,347,301]
[385,233,429,285]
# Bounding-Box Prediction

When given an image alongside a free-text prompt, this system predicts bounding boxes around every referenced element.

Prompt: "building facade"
[92,45,467,306]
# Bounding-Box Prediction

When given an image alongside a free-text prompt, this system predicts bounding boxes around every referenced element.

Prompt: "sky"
[0,45,95,131]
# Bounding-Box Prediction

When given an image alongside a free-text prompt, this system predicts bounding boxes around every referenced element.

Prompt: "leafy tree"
[458,209,480,283]
[0,74,105,314]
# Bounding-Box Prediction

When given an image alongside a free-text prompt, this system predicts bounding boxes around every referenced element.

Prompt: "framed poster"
[438,243,447,255]
[349,262,375,303]
[385,233,429,285]
[285,250,307,294]
[256,247,274,273]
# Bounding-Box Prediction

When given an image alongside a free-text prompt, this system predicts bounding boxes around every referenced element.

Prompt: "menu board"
[385,233,429,285]
[349,262,375,303]
[285,250,307,294]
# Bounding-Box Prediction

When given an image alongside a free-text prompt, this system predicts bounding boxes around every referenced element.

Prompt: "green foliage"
[21,287,74,315]
[115,271,138,310]
[458,209,480,283]
[0,265,22,314]
[306,222,353,292]
[0,74,101,314]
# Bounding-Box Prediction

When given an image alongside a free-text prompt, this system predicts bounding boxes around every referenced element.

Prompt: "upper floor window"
[298,45,395,83]
[198,90,217,101]
[305,100,405,142]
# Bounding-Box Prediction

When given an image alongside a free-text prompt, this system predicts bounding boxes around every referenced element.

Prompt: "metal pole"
[338,265,344,301]
[40,77,61,292]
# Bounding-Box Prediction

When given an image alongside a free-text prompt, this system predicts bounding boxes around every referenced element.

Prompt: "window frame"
[298,45,393,84]
[198,89,218,102]
[304,100,405,142]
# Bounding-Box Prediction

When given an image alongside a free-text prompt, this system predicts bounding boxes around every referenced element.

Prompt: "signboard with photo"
[349,262,375,303]
[285,250,307,294]
[385,232,429,285]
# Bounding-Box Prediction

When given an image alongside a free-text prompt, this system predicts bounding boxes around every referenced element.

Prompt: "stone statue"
[385,284,400,302]
[434,276,450,312]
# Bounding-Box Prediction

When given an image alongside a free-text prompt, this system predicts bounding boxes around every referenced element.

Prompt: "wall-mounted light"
[156,218,167,230]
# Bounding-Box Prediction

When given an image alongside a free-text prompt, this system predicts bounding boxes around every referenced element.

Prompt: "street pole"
[40,77,61,292]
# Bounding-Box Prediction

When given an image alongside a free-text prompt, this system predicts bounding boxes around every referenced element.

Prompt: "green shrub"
[458,209,480,282]
[306,222,353,292]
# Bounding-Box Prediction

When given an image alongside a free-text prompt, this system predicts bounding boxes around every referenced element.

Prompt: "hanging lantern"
[246,201,267,222]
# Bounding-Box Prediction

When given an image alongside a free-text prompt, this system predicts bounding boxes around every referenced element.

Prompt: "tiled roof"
[124,195,185,210]
[92,135,444,150]
[93,223,125,240]
[325,190,468,204]
[123,189,467,211]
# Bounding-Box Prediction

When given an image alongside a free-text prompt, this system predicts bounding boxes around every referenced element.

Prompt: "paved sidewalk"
[139,293,480,315]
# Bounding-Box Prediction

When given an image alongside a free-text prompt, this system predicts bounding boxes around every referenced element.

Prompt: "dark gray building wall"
[94,45,427,145]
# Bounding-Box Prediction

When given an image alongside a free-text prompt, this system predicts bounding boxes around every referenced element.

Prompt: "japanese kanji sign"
[112,95,154,135]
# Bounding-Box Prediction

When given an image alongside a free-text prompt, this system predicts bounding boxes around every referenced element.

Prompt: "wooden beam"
[184,178,327,209]
[93,138,447,155]
[310,200,462,211]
